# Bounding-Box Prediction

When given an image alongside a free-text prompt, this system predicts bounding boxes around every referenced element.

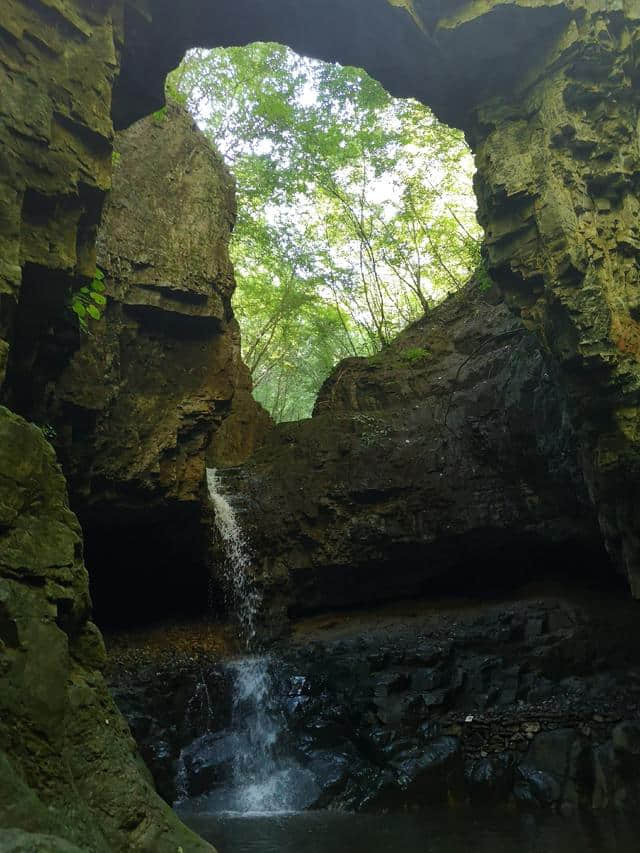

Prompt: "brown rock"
[222,281,606,629]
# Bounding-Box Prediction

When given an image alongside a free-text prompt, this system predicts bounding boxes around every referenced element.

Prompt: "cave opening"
[84,504,217,630]
[286,530,621,623]
[166,41,480,424]
[82,41,485,633]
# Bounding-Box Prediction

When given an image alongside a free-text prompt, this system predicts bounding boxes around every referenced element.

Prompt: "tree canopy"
[168,43,480,421]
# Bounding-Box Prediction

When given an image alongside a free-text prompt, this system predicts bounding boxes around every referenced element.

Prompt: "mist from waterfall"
[176,656,319,816]
[206,467,261,647]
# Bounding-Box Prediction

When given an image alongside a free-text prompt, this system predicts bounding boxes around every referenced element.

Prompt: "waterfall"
[222,656,318,814]
[176,656,319,816]
[206,468,261,647]
[192,472,317,815]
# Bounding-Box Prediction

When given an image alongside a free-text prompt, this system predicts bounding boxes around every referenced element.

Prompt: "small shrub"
[400,346,431,363]
[70,268,107,332]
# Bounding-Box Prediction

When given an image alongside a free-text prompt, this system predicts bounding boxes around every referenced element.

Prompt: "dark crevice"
[84,504,214,630]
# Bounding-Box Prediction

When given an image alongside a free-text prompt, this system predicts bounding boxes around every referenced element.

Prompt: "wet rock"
[391,737,462,805]
[0,407,211,851]
[228,282,606,630]
[182,732,240,797]
[465,753,515,805]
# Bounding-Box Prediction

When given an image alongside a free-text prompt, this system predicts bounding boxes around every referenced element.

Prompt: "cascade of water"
[206,468,261,647]
[187,656,319,815]
[194,472,318,814]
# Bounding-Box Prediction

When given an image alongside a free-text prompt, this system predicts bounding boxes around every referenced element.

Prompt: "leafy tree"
[168,44,479,420]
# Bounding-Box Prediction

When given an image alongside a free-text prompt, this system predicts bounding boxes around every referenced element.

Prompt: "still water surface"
[181,809,639,853]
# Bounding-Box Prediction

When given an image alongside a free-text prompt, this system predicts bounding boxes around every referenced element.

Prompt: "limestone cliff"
[48,104,263,624]
[117,0,640,595]
[1,0,640,844]
[7,104,270,626]
[0,407,212,851]
[3,0,640,594]
[219,281,607,629]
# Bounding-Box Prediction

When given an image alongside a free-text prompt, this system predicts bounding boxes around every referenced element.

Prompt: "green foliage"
[152,105,168,122]
[400,346,431,363]
[168,44,480,421]
[468,237,493,292]
[70,268,107,332]
[111,150,121,167]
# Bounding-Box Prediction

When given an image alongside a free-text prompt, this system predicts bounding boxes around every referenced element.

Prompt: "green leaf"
[86,304,101,320]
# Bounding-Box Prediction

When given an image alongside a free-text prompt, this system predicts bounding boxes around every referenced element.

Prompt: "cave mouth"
[85,503,218,631]
[286,530,621,622]
[168,41,480,423]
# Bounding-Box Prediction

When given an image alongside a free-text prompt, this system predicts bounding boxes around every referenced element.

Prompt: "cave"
[2,1,640,852]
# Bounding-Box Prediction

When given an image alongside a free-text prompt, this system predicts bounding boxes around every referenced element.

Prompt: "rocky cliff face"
[3,1,640,597]
[45,104,270,626]
[2,0,640,846]
[219,281,607,629]
[119,0,640,595]
[4,103,270,627]
[0,407,212,852]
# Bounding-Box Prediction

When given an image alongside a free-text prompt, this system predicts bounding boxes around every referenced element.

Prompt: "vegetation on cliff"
[169,43,479,420]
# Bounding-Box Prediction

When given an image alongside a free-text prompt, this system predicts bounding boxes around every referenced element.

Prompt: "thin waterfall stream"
[206,468,261,647]
[178,469,317,816]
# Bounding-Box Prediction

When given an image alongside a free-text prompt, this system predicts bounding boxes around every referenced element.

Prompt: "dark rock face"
[0,407,212,852]
[46,105,266,626]
[2,0,640,847]
[4,1,640,595]
[109,589,640,814]
[8,104,270,628]
[2,2,640,594]
[111,0,640,594]
[220,282,608,627]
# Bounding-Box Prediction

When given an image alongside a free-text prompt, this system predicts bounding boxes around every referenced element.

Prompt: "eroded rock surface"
[108,589,640,814]
[0,407,212,851]
[26,105,267,626]
[3,0,640,590]
[219,281,607,626]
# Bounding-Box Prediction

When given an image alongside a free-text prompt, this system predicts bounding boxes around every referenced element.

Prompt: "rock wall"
[470,9,640,594]
[3,2,640,598]
[0,0,126,387]
[3,103,270,626]
[219,281,607,628]
[112,0,640,592]
[0,407,212,851]
[2,0,640,845]
[49,104,265,625]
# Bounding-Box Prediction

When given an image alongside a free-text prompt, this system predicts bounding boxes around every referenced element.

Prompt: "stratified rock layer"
[0,407,212,852]
[220,281,607,626]
[1,0,640,845]
[3,0,640,593]
[40,105,266,626]
[56,105,238,502]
